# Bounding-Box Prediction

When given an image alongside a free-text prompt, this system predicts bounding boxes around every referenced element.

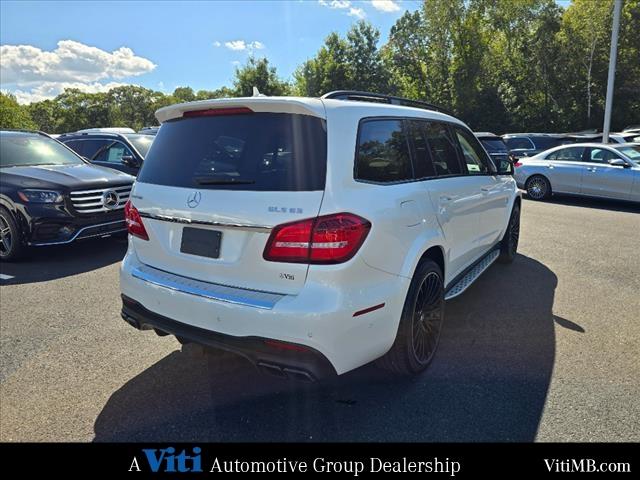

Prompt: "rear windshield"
[137,112,327,191]
[480,138,509,153]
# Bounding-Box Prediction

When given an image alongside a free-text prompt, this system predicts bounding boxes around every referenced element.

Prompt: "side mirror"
[496,158,514,175]
[608,158,628,168]
[121,155,141,168]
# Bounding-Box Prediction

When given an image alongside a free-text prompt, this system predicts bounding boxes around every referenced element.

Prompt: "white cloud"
[348,7,366,18]
[224,40,247,51]
[11,81,130,104]
[223,40,265,52]
[318,0,366,19]
[370,0,401,12]
[231,60,241,66]
[213,41,222,47]
[0,40,155,84]
[0,40,155,104]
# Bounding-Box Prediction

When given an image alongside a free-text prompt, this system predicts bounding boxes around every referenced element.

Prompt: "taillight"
[183,107,253,118]
[263,213,371,264]
[124,200,149,240]
[514,161,522,167]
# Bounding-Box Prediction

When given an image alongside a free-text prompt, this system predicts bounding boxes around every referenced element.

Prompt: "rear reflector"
[353,303,385,317]
[183,107,253,118]
[263,339,309,352]
[263,213,371,264]
[124,200,149,240]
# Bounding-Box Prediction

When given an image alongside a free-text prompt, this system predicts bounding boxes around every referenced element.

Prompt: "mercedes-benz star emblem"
[187,191,202,208]
[102,190,120,210]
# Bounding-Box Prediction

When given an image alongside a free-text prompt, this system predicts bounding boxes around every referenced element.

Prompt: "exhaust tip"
[257,361,316,382]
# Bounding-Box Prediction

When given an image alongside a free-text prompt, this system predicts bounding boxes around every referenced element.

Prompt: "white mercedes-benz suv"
[120,91,521,381]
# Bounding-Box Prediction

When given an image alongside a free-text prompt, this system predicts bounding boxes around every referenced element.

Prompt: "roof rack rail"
[321,90,453,116]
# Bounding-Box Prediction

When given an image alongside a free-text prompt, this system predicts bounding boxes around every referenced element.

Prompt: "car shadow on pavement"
[94,254,557,442]
[0,236,127,285]
[528,195,639,213]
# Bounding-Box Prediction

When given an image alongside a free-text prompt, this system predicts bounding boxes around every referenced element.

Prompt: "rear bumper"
[121,295,336,381]
[119,248,410,375]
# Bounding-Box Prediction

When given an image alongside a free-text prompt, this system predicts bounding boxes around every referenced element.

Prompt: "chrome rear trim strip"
[138,212,272,233]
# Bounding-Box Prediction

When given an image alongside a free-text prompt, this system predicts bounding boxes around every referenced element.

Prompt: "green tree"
[27,99,61,133]
[195,87,236,100]
[107,86,162,130]
[233,57,290,96]
[294,32,351,96]
[382,10,429,100]
[172,86,196,102]
[345,21,390,93]
[0,92,36,130]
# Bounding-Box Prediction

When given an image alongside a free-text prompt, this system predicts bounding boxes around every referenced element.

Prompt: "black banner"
[0,443,636,476]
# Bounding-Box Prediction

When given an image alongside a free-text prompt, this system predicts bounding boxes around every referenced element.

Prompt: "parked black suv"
[475,132,514,172]
[502,133,569,158]
[58,131,154,175]
[0,130,134,261]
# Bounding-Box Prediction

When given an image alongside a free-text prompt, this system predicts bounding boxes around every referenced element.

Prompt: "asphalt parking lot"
[1,196,638,442]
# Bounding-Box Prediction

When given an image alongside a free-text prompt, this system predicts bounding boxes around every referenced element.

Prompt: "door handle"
[547,164,555,169]
[439,195,454,202]
[587,167,597,172]
[481,187,492,192]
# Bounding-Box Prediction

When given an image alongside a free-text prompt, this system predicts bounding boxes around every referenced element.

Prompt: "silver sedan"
[514,143,640,203]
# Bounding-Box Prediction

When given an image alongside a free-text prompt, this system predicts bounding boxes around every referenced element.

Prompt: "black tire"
[377,259,445,375]
[525,175,551,200]
[498,202,520,264]
[0,207,26,262]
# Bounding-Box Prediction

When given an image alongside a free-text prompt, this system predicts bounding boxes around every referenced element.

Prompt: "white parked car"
[514,143,640,202]
[120,91,521,381]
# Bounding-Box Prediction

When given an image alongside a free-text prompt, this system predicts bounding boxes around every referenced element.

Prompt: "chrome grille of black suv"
[69,184,132,214]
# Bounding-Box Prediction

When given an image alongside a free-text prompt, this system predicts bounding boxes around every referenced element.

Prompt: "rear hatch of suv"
[129,100,327,295]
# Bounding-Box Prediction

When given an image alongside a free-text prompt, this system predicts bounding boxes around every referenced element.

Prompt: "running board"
[445,250,500,300]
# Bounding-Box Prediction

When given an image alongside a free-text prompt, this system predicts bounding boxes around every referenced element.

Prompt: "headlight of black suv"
[17,189,64,203]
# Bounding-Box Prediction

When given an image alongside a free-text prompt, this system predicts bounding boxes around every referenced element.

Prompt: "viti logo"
[129,446,203,473]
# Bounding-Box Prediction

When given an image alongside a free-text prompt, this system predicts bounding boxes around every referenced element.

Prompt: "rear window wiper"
[194,176,256,185]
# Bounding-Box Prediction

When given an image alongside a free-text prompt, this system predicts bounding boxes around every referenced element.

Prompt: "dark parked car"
[502,133,569,159]
[0,130,134,261]
[475,132,513,172]
[58,131,154,175]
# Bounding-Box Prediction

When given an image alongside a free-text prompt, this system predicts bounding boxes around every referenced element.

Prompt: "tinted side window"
[81,139,109,159]
[356,120,412,183]
[504,137,535,150]
[454,127,492,174]
[62,140,83,156]
[588,148,622,163]
[408,120,436,178]
[546,147,585,161]
[94,141,133,163]
[423,122,461,176]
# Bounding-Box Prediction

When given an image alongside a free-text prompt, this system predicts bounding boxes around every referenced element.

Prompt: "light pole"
[602,0,623,143]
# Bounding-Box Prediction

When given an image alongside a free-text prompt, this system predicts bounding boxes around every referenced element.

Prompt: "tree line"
[1,0,638,134]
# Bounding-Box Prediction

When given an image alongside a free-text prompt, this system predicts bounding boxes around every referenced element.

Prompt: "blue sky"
[1,0,571,104]
[1,0,422,103]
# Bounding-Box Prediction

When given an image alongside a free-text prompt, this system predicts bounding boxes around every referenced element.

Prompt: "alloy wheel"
[527,177,547,200]
[411,271,444,365]
[509,209,520,254]
[0,214,12,257]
